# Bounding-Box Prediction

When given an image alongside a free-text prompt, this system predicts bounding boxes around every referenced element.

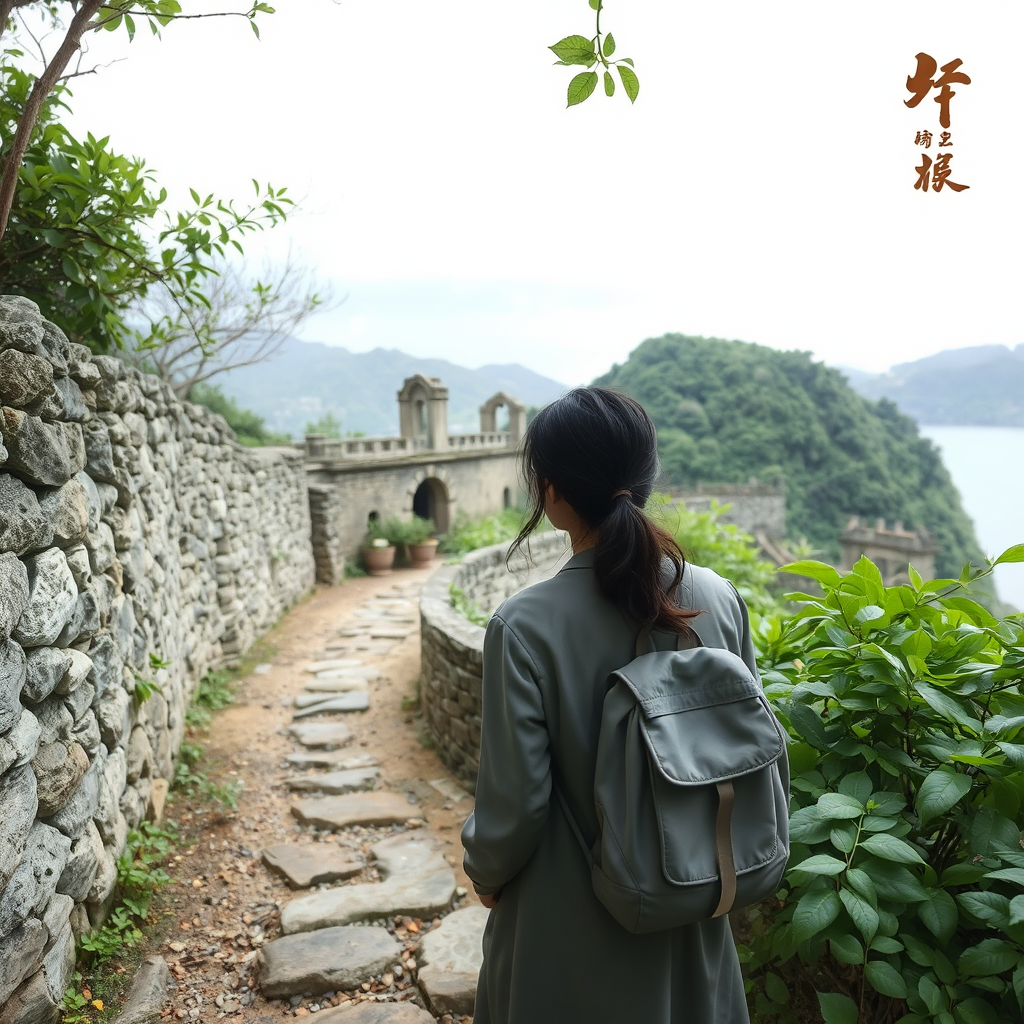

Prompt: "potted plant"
[361,518,396,575]
[403,515,438,568]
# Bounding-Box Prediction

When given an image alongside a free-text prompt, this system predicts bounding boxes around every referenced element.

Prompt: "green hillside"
[594,334,983,577]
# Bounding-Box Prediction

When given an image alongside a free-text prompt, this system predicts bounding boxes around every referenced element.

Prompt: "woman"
[461,386,756,1024]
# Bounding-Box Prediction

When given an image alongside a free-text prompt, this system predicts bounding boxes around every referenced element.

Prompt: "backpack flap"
[614,646,787,888]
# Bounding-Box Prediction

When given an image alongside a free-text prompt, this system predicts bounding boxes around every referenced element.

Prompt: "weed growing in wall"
[184,670,235,730]
[449,583,490,627]
[171,740,242,811]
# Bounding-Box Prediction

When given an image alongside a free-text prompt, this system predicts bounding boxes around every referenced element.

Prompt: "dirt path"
[148,564,477,1023]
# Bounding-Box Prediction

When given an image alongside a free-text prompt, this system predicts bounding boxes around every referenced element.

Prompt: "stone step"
[417,905,489,1016]
[286,767,381,794]
[304,658,364,674]
[304,677,370,695]
[258,925,399,998]
[286,751,380,771]
[288,721,353,750]
[292,692,370,718]
[262,844,366,889]
[294,688,366,709]
[312,1001,435,1023]
[315,665,380,681]
[281,834,456,935]
[290,792,416,831]
[369,627,414,640]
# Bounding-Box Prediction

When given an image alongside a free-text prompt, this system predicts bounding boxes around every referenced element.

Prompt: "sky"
[32,1,1024,385]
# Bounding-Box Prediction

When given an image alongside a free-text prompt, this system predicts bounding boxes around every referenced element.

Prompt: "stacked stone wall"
[419,532,568,790]
[0,296,314,1021]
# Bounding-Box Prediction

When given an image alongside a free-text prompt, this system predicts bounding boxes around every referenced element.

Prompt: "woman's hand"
[478,890,501,909]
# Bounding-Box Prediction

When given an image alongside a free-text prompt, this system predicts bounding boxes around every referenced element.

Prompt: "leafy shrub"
[185,670,235,730]
[439,507,545,556]
[449,583,490,627]
[745,544,1024,1024]
[190,383,291,446]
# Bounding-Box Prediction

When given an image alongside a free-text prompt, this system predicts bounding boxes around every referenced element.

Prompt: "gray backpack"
[555,625,790,933]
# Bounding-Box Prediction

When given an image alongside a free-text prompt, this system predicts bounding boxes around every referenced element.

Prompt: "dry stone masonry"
[0,295,315,1021]
[418,532,569,790]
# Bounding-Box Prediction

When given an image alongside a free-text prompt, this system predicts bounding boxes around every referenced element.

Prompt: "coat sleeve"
[461,612,552,895]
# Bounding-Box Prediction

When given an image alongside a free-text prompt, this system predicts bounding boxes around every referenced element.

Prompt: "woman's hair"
[509,386,696,633]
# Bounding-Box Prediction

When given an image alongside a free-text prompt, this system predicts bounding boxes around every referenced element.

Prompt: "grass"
[448,583,490,627]
[438,507,551,557]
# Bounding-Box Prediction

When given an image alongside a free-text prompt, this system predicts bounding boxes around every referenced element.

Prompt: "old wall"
[418,532,569,790]
[307,451,522,578]
[0,296,314,1021]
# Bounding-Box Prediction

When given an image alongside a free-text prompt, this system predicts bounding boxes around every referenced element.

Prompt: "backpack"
[554,623,790,934]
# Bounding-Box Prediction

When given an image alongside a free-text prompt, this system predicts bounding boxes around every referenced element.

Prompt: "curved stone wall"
[0,296,315,1021]
[419,532,569,790]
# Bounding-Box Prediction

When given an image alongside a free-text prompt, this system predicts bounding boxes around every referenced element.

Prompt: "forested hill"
[842,345,1024,426]
[594,334,982,577]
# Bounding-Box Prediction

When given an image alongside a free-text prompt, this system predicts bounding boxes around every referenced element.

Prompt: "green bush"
[190,383,291,447]
[439,507,544,556]
[746,544,1024,1024]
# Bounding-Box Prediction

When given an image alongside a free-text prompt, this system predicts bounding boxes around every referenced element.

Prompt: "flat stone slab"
[312,1003,435,1024]
[288,721,353,750]
[418,905,489,1016]
[295,686,368,708]
[428,778,469,804]
[304,659,363,673]
[262,844,366,889]
[369,627,414,639]
[292,692,370,718]
[258,926,399,997]
[110,954,172,1024]
[290,792,415,830]
[253,663,273,675]
[317,665,381,681]
[304,677,370,695]
[336,627,367,638]
[286,767,381,794]
[286,751,380,771]
[281,834,456,935]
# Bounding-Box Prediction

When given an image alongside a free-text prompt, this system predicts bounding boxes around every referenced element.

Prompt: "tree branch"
[0,0,105,241]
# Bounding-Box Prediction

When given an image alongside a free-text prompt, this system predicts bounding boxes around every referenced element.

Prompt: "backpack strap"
[712,780,737,917]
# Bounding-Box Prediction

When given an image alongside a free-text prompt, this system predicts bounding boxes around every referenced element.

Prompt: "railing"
[301,431,512,461]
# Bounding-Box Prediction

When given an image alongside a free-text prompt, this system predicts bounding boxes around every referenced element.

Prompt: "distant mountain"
[213,337,568,438]
[841,345,1024,426]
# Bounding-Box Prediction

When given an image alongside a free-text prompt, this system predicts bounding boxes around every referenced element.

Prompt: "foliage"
[449,583,490,627]
[190,382,291,446]
[184,669,235,730]
[395,515,437,546]
[0,3,288,354]
[171,738,242,810]
[130,651,170,705]
[595,333,984,578]
[439,507,550,557]
[304,411,344,438]
[551,0,639,107]
[651,495,780,616]
[744,543,1024,1024]
[74,821,176,968]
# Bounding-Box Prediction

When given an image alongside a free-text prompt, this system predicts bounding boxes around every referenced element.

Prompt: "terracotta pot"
[407,539,439,568]
[362,544,396,576]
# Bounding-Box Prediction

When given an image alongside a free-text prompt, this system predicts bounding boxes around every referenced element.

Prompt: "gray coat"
[461,548,756,1024]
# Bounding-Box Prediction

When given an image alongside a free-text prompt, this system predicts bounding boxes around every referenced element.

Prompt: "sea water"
[920,426,1024,613]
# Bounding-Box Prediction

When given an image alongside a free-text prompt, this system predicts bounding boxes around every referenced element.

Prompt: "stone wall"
[0,296,315,1021]
[670,482,786,539]
[418,532,569,791]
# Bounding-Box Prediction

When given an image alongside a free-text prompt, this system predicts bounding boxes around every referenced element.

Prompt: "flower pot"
[362,544,396,576]
[407,539,439,568]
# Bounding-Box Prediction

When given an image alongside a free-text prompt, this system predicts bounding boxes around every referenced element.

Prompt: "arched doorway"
[412,477,450,533]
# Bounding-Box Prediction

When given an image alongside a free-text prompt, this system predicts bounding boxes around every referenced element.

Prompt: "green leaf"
[780,560,841,586]
[869,935,903,953]
[994,543,1024,565]
[859,833,926,865]
[986,867,1024,887]
[958,890,1011,928]
[764,972,790,1004]
[1009,894,1024,927]
[919,888,958,943]
[919,975,945,1015]
[845,867,878,905]
[909,564,924,590]
[830,932,864,964]
[792,888,841,941]
[793,854,847,876]
[602,32,616,57]
[864,959,909,998]
[959,938,1020,976]
[189,187,201,204]
[567,71,599,106]
[839,886,879,942]
[550,35,596,65]
[914,681,983,732]
[603,70,614,96]
[816,991,858,1024]
[917,767,973,823]
[838,771,873,805]
[787,703,831,749]
[863,858,928,903]
[1013,963,1024,1011]
[616,63,639,103]
[956,997,1003,1024]
[818,792,864,819]
[589,0,601,8]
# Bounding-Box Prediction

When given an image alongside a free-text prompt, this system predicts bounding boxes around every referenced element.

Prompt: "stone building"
[839,516,938,585]
[303,377,527,584]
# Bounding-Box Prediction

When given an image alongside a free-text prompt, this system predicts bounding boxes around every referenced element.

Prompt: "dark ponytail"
[509,386,696,634]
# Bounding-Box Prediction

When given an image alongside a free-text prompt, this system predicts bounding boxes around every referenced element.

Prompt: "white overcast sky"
[47,1,1024,384]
